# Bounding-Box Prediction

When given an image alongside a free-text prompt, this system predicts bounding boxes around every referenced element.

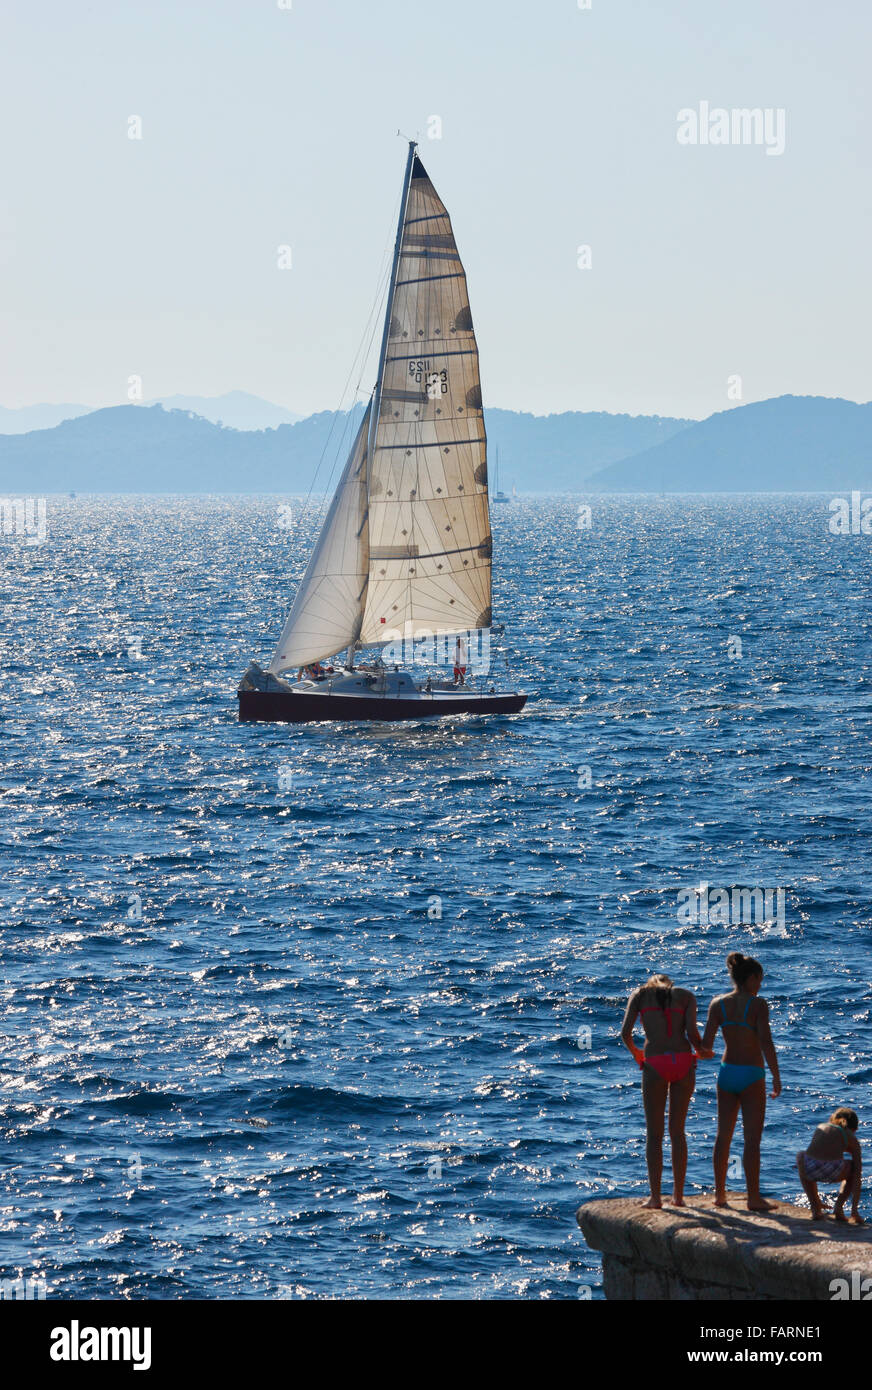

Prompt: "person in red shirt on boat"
[621,973,714,1209]
[453,636,467,686]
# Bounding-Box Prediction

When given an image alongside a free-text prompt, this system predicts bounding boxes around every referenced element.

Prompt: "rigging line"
[282,179,404,575]
[313,239,396,507]
[287,255,389,565]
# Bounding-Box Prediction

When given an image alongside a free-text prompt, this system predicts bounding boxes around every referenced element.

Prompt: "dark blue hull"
[238,689,527,723]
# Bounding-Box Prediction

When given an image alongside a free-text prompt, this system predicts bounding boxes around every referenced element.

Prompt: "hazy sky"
[1,0,869,419]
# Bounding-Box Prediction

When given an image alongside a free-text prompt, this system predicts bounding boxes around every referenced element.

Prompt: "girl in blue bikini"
[701,952,782,1211]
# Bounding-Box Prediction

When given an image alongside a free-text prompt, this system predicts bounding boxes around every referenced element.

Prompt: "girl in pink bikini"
[621,973,713,1209]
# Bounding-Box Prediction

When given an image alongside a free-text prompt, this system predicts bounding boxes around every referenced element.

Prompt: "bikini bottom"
[718,1062,765,1095]
[643,1052,696,1084]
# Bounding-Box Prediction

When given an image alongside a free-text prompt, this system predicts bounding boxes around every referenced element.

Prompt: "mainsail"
[360,149,491,645]
[271,145,491,673]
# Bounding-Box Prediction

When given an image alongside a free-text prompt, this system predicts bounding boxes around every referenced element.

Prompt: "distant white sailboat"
[239,142,527,724]
[492,447,510,504]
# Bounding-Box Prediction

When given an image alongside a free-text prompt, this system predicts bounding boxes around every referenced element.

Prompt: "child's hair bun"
[830,1107,859,1131]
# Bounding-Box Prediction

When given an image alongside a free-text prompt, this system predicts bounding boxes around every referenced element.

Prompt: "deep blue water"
[1,493,870,1299]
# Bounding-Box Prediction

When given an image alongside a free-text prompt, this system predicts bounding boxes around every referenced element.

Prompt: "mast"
[367,140,418,471]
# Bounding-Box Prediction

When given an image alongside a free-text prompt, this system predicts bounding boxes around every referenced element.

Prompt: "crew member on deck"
[453,636,467,686]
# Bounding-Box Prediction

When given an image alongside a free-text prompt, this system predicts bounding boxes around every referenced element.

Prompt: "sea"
[1,493,870,1299]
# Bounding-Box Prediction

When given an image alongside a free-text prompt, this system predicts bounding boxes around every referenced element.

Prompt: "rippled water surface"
[2,494,871,1298]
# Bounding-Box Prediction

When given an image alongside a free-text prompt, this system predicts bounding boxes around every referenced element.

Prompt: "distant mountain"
[585,395,872,492]
[0,391,304,437]
[0,402,93,434]
[0,403,366,492]
[0,402,690,493]
[145,390,304,430]
[484,409,689,490]
[4,395,866,494]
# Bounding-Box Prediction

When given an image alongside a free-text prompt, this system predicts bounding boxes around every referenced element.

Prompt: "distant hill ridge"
[0,394,868,492]
[0,391,303,435]
[0,401,690,493]
[584,395,872,492]
[0,402,93,434]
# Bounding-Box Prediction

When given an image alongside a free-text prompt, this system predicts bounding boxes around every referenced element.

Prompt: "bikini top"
[639,1001,686,1038]
[721,997,755,1030]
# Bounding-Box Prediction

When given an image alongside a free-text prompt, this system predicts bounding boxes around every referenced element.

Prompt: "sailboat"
[492,447,510,504]
[238,142,527,724]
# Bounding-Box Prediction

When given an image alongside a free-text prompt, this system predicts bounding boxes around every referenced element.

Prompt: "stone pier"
[577,1194,872,1300]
